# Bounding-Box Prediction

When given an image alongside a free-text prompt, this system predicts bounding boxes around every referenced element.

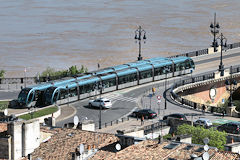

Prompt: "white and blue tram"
[17,56,194,107]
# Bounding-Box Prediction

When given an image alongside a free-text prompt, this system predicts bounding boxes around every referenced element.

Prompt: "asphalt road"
[56,48,240,127]
[1,48,240,127]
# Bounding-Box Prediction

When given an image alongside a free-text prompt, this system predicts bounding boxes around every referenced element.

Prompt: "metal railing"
[171,65,240,114]
[96,116,131,129]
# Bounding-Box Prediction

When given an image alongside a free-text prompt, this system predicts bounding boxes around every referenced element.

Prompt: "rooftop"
[19,127,240,160]
[29,127,119,160]
[0,123,7,133]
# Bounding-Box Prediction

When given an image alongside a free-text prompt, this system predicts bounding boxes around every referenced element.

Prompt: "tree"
[79,65,88,73]
[39,65,88,81]
[41,67,56,77]
[69,65,78,75]
[177,124,227,150]
[0,70,5,78]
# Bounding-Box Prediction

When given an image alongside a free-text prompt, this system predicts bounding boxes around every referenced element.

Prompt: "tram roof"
[171,56,191,63]
[144,57,169,62]
[116,68,137,76]
[78,77,100,86]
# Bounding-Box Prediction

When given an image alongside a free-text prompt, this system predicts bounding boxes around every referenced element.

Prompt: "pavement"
[96,117,159,134]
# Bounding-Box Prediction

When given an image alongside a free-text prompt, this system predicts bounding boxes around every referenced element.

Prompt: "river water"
[0,0,240,77]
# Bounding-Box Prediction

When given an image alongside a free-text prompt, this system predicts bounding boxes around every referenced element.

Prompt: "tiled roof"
[0,123,7,133]
[30,127,119,160]
[25,127,240,160]
[210,151,240,160]
[90,140,217,160]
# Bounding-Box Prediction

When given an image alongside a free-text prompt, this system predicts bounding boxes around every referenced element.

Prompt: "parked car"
[132,109,157,119]
[194,118,213,128]
[217,122,240,134]
[163,113,187,121]
[89,98,112,109]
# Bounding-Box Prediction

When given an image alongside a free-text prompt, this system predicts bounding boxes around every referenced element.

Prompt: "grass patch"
[19,106,58,120]
[0,101,9,110]
[213,123,221,126]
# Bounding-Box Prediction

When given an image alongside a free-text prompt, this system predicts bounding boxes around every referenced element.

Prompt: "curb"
[56,105,77,122]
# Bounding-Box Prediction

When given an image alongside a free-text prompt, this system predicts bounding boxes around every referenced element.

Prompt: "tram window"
[60,89,67,99]
[79,86,84,94]
[140,69,152,79]
[128,73,137,82]
[119,76,126,84]
[175,63,184,71]
[70,87,77,97]
[155,67,164,76]
[119,73,137,84]
[53,90,59,102]
[28,92,34,101]
[185,61,190,69]
[190,60,194,67]
[103,78,116,88]
[163,66,171,74]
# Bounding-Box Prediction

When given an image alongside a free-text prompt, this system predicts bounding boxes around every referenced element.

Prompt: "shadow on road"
[83,105,108,110]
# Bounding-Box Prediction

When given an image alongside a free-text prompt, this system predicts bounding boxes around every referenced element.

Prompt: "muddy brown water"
[0,0,240,77]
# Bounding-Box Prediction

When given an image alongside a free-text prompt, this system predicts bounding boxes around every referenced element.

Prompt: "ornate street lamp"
[210,13,220,52]
[216,33,227,77]
[164,67,170,110]
[98,82,104,129]
[134,26,146,61]
[225,66,238,107]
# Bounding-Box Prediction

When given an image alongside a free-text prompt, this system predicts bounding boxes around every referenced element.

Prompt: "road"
[56,48,240,127]
[1,47,240,127]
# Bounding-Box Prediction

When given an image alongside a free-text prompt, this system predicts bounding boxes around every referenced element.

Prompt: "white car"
[194,118,213,128]
[89,98,112,109]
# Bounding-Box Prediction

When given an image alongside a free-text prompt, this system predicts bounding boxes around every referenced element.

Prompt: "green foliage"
[0,70,5,78]
[163,134,172,140]
[206,100,211,104]
[39,65,88,81]
[233,100,240,112]
[19,106,58,120]
[0,101,9,110]
[176,124,227,150]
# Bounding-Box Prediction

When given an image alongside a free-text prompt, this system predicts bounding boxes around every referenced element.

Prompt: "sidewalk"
[6,105,76,123]
[97,118,158,134]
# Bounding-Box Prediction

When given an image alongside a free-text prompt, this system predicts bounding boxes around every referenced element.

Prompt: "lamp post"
[216,33,227,77]
[134,26,146,61]
[98,82,103,129]
[164,67,170,110]
[210,13,220,52]
[225,66,237,107]
[66,85,69,107]
[24,67,27,88]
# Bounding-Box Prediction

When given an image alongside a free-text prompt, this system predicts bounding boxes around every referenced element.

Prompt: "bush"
[0,70,5,78]
[39,65,88,81]
[163,134,172,140]
[176,124,227,150]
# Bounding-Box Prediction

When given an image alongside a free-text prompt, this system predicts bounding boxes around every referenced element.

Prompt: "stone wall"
[0,136,11,159]
[5,119,40,160]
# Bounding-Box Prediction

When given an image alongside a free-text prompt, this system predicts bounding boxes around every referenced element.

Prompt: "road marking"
[104,93,138,103]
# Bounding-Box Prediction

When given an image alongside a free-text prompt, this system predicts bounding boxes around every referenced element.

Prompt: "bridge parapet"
[171,65,240,116]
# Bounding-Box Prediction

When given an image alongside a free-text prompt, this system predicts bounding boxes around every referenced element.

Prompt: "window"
[69,87,78,97]
[140,69,152,79]
[103,78,116,88]
[119,73,137,84]
[154,67,164,76]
